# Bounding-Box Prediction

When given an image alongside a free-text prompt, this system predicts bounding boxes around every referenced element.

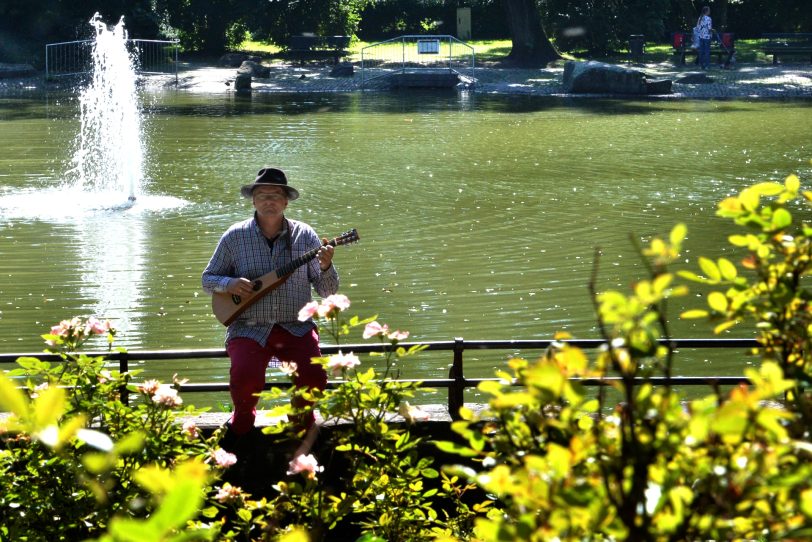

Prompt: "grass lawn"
[237,37,778,66]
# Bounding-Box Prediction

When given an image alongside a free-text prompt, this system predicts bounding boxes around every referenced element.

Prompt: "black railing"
[0,338,758,415]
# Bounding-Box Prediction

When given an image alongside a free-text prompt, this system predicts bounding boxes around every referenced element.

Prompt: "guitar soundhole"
[231,294,241,305]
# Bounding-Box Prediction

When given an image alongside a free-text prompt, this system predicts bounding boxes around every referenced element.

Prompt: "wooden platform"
[390,71,461,89]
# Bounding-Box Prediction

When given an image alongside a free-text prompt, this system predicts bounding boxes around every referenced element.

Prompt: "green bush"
[1,173,811,541]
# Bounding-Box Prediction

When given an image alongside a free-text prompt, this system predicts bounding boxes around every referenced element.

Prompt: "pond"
[1,88,810,395]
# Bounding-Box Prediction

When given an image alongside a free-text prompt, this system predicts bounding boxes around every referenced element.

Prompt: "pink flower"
[363,321,390,339]
[85,317,113,335]
[280,361,298,376]
[182,421,199,440]
[139,379,161,395]
[215,483,244,504]
[287,453,324,479]
[324,294,351,311]
[297,301,319,322]
[388,329,410,341]
[212,448,238,468]
[399,401,430,424]
[326,351,360,376]
[151,386,183,408]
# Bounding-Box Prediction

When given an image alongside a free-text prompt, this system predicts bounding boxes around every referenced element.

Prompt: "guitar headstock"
[332,228,360,246]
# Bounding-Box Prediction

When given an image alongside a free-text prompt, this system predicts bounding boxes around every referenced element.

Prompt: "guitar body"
[211,269,286,326]
[210,228,359,327]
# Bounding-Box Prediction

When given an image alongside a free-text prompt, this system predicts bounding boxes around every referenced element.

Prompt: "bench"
[761,33,812,64]
[284,35,350,65]
[671,31,735,67]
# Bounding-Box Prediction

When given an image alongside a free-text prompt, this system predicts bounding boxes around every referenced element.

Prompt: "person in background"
[696,6,713,70]
[202,167,338,450]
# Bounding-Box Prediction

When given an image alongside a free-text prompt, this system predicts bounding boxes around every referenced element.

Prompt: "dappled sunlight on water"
[1,92,810,386]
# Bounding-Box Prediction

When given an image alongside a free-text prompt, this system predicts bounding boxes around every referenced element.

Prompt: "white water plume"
[65,12,143,204]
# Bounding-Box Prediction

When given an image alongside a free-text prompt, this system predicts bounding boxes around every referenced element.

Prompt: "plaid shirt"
[202,215,339,345]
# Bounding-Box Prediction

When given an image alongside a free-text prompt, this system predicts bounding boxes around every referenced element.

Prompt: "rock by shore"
[2,58,811,99]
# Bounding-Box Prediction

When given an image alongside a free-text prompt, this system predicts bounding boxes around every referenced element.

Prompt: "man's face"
[252,186,288,217]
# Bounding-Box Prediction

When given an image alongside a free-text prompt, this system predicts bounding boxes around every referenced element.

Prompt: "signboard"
[417,39,440,54]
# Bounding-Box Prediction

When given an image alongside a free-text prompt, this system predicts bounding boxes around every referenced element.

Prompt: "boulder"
[646,79,673,94]
[237,60,270,78]
[329,62,354,78]
[234,72,252,92]
[563,60,648,95]
[220,53,248,67]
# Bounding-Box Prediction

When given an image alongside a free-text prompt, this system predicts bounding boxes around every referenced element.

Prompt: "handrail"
[361,34,475,88]
[0,338,759,416]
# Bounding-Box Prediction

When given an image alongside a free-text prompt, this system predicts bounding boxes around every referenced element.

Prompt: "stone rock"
[329,62,354,78]
[646,79,673,94]
[237,60,270,78]
[220,53,248,67]
[563,60,648,94]
[234,72,252,92]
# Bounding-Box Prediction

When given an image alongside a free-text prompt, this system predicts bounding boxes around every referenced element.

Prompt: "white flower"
[212,448,238,468]
[151,385,183,408]
[325,351,360,377]
[287,453,324,479]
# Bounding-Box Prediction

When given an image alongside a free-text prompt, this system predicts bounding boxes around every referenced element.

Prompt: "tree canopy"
[1,0,810,65]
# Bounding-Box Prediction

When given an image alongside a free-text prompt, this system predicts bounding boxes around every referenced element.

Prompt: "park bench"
[284,35,350,65]
[761,33,812,64]
[672,31,735,67]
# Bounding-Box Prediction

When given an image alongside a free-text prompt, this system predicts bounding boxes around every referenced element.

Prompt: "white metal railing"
[361,35,475,88]
[45,38,180,84]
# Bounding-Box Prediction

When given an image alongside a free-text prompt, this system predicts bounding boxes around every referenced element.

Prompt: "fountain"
[66,13,143,205]
[0,14,187,345]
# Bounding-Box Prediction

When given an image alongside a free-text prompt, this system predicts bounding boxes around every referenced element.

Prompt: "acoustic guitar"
[211,228,359,326]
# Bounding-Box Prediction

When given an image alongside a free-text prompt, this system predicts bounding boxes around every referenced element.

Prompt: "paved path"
[162,59,812,99]
[3,59,811,98]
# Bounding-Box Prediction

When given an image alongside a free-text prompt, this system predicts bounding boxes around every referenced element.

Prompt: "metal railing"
[361,35,476,88]
[45,38,180,84]
[0,338,757,417]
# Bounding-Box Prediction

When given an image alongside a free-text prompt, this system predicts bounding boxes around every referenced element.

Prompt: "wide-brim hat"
[240,167,300,200]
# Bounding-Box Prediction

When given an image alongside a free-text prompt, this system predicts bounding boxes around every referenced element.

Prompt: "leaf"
[669,223,687,247]
[739,188,760,211]
[717,258,738,281]
[785,173,800,193]
[433,440,480,458]
[114,431,146,455]
[707,292,728,313]
[699,257,721,281]
[728,234,750,247]
[0,371,30,420]
[680,309,709,319]
[33,385,66,430]
[770,207,792,230]
[713,320,739,334]
[148,479,204,534]
[751,181,784,196]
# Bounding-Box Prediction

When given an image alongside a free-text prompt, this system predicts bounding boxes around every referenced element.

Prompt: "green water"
[1,90,810,393]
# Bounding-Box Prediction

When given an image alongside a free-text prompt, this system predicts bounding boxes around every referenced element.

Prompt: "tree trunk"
[715,0,729,31]
[502,0,560,67]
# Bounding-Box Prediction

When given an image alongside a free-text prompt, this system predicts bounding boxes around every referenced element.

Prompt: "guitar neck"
[276,238,338,277]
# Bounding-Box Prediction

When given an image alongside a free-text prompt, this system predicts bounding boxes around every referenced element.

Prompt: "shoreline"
[2,59,812,99]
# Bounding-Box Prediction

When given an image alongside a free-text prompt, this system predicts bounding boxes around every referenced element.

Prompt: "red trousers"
[226,326,326,435]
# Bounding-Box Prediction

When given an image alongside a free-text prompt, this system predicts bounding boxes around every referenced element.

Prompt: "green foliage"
[680,173,812,437]
[436,174,812,540]
[0,317,223,540]
[2,172,812,541]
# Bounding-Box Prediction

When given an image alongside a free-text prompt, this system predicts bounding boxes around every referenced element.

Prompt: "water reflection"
[1,89,810,386]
